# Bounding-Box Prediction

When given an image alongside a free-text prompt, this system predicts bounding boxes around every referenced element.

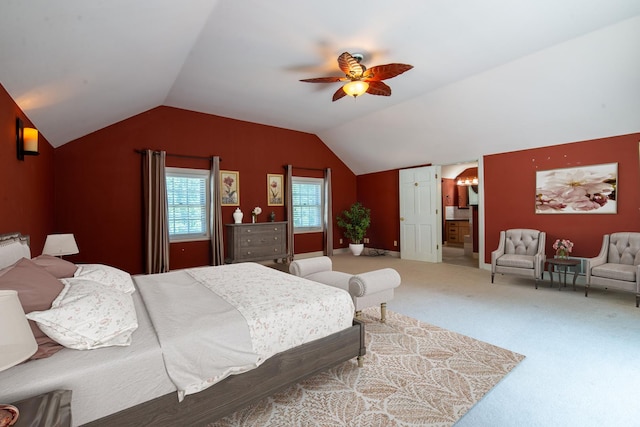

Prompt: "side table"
[12,390,71,427]
[547,258,580,291]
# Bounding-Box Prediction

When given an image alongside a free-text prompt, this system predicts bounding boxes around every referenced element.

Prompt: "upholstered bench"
[289,256,401,322]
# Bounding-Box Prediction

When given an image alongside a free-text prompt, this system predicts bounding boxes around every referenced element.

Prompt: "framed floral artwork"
[267,174,284,206]
[535,163,617,214]
[221,170,239,206]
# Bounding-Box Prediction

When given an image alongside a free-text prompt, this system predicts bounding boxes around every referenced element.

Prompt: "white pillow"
[73,263,136,294]
[26,280,138,350]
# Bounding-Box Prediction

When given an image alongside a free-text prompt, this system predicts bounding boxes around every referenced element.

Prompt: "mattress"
[0,290,176,426]
[135,262,355,400]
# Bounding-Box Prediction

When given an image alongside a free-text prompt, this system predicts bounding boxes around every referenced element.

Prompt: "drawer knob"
[247,229,251,233]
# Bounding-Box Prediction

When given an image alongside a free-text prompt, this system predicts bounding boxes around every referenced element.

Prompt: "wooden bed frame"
[84,319,365,426]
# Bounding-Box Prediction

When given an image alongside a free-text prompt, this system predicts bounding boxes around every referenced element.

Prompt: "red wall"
[0,84,55,253]
[4,82,638,269]
[53,106,356,273]
[484,133,640,263]
[356,169,401,251]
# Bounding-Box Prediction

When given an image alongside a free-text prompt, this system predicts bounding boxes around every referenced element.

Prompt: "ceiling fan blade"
[338,52,364,79]
[363,63,413,81]
[366,81,392,96]
[332,87,348,102]
[300,76,345,83]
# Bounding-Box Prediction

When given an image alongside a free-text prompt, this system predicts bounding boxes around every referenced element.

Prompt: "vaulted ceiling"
[2,1,639,174]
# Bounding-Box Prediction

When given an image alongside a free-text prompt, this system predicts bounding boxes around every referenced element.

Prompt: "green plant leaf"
[336,202,371,244]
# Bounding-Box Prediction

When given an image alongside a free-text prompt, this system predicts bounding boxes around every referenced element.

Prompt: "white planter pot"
[349,243,364,256]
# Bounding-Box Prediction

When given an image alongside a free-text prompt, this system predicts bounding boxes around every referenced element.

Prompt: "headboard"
[0,232,31,269]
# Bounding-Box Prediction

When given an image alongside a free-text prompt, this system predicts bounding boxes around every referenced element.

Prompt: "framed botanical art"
[535,162,617,214]
[221,170,239,206]
[267,174,284,206]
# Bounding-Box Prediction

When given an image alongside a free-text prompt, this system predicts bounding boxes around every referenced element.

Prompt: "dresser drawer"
[236,224,285,236]
[235,244,285,260]
[238,234,283,248]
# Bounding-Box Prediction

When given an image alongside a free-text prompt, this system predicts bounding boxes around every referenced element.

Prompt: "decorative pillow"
[26,279,138,350]
[0,258,64,359]
[73,264,136,294]
[32,255,78,278]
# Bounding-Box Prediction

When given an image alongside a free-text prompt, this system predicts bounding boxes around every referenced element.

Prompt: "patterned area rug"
[209,309,525,427]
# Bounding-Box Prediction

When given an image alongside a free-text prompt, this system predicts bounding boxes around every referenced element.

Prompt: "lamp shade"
[23,128,39,153]
[42,234,79,257]
[0,290,38,371]
[342,80,369,98]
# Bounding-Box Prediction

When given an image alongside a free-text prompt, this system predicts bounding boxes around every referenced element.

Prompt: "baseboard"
[293,247,400,259]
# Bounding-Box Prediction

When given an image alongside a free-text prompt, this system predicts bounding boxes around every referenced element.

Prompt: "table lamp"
[0,290,38,426]
[42,234,79,258]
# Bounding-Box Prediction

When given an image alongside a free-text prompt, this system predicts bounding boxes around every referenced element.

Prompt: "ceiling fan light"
[342,81,369,98]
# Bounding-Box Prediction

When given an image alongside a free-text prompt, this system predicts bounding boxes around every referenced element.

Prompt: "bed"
[0,233,365,426]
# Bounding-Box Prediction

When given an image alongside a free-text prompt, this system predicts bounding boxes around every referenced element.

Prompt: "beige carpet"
[209,308,524,427]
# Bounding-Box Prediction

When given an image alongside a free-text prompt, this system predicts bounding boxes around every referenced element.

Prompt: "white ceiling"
[1,1,639,175]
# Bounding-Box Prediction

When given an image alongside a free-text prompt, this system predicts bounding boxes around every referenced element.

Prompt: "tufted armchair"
[491,229,546,288]
[586,232,640,307]
[289,256,401,322]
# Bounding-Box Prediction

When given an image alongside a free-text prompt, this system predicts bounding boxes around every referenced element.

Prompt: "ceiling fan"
[300,52,413,102]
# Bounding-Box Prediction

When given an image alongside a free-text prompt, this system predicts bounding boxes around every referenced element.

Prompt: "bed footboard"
[83,319,365,426]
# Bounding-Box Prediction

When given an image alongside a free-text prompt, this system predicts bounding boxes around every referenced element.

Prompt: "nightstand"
[12,390,71,427]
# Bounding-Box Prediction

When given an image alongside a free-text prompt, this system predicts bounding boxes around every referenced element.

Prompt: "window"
[292,177,324,233]
[165,167,210,242]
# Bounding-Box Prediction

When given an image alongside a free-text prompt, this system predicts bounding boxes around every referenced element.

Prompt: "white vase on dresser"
[233,208,243,224]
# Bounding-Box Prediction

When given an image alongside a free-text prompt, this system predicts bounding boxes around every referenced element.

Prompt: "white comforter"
[134,262,354,400]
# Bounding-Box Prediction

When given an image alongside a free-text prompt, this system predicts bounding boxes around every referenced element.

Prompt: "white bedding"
[0,290,176,426]
[0,245,355,425]
[135,262,355,400]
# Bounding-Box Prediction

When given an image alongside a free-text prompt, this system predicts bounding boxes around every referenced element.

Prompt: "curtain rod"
[284,165,327,172]
[135,149,219,162]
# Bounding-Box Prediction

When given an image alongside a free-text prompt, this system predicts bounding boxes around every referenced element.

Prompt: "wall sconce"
[16,118,39,161]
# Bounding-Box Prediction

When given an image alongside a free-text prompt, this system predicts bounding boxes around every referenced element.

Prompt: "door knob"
[400,217,405,221]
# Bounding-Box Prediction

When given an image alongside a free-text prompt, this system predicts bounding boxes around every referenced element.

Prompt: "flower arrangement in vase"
[251,206,262,223]
[552,238,574,258]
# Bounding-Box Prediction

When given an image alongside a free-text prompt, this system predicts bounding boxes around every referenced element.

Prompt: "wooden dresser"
[225,221,287,263]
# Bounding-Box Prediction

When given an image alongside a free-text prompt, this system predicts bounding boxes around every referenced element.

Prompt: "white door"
[399,166,442,262]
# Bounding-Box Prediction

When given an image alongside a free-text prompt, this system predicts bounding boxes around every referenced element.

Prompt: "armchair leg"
[636,294,639,308]
[355,310,362,320]
[491,273,494,284]
[380,303,387,323]
[585,285,589,297]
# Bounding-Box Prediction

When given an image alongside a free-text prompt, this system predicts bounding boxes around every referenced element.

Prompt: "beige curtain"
[210,156,224,265]
[286,165,294,262]
[142,149,170,274]
[324,168,333,256]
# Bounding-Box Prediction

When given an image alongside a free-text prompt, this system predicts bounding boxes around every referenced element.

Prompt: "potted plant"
[337,202,371,256]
